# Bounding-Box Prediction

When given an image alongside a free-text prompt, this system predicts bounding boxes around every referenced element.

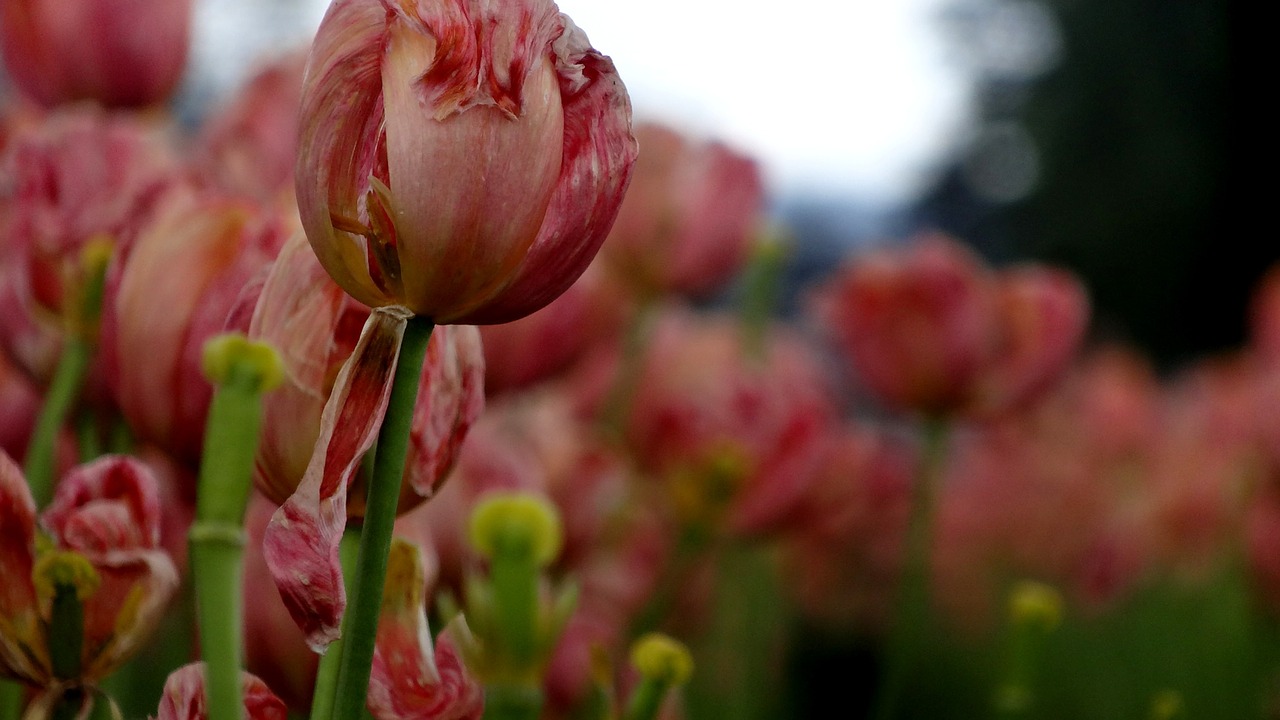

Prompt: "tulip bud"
[294,0,637,324]
[0,0,192,108]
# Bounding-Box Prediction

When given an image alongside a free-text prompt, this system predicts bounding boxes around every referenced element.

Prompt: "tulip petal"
[295,0,397,311]
[0,451,45,685]
[155,663,289,720]
[263,305,411,651]
[462,16,637,324]
[368,539,482,720]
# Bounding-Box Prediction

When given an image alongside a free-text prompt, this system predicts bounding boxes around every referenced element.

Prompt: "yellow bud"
[33,550,101,602]
[1008,580,1063,631]
[468,492,563,566]
[630,633,694,686]
[201,333,285,392]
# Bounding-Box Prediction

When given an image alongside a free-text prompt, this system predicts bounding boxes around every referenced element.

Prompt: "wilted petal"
[263,307,409,650]
[368,539,482,720]
[0,451,45,684]
[154,663,288,720]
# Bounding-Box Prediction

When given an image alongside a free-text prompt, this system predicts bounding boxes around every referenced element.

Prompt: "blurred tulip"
[580,308,837,536]
[479,262,630,396]
[813,233,1089,418]
[0,0,192,108]
[154,663,288,720]
[103,192,289,465]
[195,51,307,200]
[248,235,484,647]
[294,0,636,324]
[0,107,179,386]
[600,123,765,299]
[0,453,178,701]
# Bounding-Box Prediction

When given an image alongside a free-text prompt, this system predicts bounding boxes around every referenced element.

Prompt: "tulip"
[0,0,192,108]
[813,233,1090,418]
[600,123,765,299]
[0,107,179,386]
[295,0,637,325]
[195,51,308,200]
[154,663,288,720]
[0,453,179,711]
[249,235,484,648]
[103,191,289,465]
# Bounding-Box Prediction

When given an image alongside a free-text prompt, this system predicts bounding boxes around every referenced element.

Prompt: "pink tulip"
[249,235,484,648]
[0,0,192,108]
[294,0,637,325]
[600,123,765,299]
[103,191,289,464]
[0,453,179,697]
[195,51,308,200]
[0,107,179,386]
[154,663,288,720]
[813,233,1089,418]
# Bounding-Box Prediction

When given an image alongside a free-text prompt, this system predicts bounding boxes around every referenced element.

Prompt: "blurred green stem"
[310,527,363,720]
[24,336,92,506]
[872,418,949,720]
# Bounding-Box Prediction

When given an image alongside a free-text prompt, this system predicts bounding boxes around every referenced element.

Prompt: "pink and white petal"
[404,325,485,499]
[154,663,289,720]
[43,455,163,551]
[461,16,637,325]
[369,543,482,720]
[0,451,46,684]
[263,306,409,651]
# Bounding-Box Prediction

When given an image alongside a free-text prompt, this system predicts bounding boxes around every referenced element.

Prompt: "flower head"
[295,0,637,324]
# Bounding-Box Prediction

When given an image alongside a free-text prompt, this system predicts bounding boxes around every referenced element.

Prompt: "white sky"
[192,0,972,204]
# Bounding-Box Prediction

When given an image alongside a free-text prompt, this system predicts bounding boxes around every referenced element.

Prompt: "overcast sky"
[191,0,972,204]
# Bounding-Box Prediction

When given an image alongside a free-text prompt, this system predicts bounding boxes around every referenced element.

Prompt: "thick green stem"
[482,684,543,720]
[872,418,949,720]
[490,533,539,669]
[738,237,788,360]
[48,584,85,680]
[332,316,434,720]
[311,528,364,720]
[192,347,279,720]
[24,337,92,507]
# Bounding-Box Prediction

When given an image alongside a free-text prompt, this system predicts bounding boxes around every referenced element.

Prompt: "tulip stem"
[872,417,949,720]
[332,316,435,720]
[0,680,22,720]
[24,336,92,507]
[191,335,282,720]
[311,527,363,720]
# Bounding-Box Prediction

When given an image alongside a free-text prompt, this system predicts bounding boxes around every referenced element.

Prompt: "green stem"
[73,411,101,462]
[872,418,949,720]
[482,684,543,720]
[192,358,276,720]
[738,237,788,360]
[600,300,654,441]
[24,337,92,507]
[0,680,23,720]
[332,316,434,720]
[490,533,539,670]
[630,525,710,638]
[624,678,666,720]
[311,527,364,720]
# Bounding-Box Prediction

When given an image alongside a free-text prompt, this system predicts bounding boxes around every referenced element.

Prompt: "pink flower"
[0,0,192,108]
[367,539,483,720]
[580,308,838,536]
[0,453,179,698]
[153,663,288,720]
[600,123,765,299]
[295,0,636,325]
[0,107,179,386]
[102,191,289,464]
[249,235,484,649]
[813,233,1089,417]
[195,51,308,201]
